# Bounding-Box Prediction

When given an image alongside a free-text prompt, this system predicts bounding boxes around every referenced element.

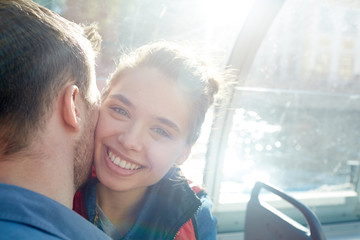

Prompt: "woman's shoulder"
[188,181,217,240]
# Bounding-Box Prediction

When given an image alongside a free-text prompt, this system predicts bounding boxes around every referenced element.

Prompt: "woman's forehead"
[109,68,184,100]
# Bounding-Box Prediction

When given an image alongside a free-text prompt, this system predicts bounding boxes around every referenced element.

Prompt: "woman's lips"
[107,149,142,170]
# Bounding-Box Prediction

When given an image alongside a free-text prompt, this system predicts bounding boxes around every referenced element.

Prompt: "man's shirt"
[0,183,110,240]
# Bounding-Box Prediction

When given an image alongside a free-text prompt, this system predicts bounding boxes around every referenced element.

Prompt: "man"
[0,0,110,239]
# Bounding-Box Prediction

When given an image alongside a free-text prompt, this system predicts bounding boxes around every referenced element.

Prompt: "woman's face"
[94,68,191,193]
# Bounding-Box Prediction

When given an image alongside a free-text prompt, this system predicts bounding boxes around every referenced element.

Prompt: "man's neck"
[0,152,75,208]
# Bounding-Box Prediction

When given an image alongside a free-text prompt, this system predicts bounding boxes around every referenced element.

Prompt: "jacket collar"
[85,168,201,240]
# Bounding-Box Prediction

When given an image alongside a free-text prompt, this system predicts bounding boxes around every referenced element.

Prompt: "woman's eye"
[110,106,129,118]
[153,127,171,139]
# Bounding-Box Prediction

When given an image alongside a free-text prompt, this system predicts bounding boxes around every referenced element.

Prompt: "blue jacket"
[0,183,110,240]
[74,167,217,239]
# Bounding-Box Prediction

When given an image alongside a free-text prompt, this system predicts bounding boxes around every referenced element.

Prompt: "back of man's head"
[0,0,101,156]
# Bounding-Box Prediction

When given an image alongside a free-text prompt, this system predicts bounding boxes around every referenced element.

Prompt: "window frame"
[204,0,360,233]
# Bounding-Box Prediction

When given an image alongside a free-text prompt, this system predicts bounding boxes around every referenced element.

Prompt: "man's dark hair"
[0,0,101,155]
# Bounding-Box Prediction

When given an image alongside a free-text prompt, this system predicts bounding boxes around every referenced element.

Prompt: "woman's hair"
[102,41,222,145]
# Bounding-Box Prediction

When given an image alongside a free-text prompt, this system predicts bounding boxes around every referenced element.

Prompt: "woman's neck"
[96,183,147,235]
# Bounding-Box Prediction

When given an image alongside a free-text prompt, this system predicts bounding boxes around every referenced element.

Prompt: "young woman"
[74,42,222,240]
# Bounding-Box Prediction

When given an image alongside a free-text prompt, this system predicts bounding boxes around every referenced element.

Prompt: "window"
[205,0,360,234]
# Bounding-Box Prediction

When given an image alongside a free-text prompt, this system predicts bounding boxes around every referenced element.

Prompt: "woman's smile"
[103,147,144,177]
[108,149,142,170]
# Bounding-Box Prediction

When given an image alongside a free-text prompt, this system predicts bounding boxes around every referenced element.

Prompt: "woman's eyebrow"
[109,94,133,107]
[156,117,181,134]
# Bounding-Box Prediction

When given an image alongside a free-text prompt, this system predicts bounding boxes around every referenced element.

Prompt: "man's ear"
[176,145,191,165]
[62,85,80,132]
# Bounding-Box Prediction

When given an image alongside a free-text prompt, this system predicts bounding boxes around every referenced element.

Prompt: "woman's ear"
[62,85,80,132]
[176,145,191,165]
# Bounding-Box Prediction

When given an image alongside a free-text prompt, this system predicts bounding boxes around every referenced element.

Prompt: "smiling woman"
[72,42,221,240]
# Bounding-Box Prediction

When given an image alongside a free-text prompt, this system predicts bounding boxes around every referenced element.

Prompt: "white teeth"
[108,149,140,170]
[119,160,126,168]
[125,162,131,169]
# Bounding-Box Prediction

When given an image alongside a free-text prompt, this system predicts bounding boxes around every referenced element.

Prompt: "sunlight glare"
[200,0,256,58]
[243,170,270,190]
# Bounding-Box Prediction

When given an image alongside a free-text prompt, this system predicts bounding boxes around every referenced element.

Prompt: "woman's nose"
[117,123,143,152]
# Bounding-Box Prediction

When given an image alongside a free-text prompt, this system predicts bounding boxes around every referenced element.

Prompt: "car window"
[208,0,360,233]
